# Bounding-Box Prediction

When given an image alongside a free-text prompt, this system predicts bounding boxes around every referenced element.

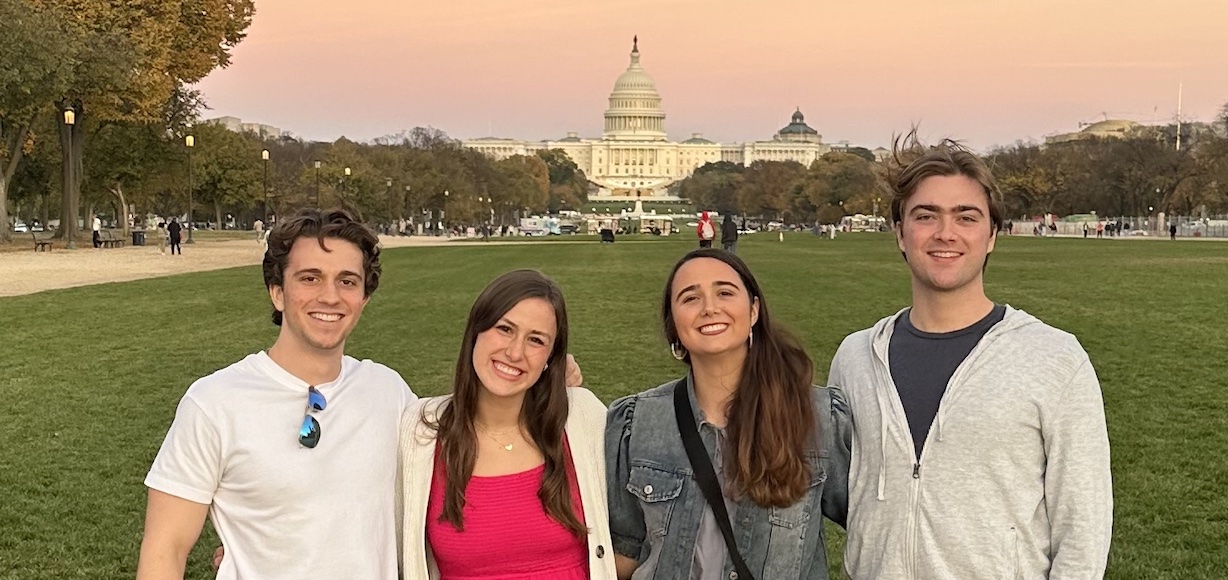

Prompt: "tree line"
[675,110,1228,225]
[1,0,589,242]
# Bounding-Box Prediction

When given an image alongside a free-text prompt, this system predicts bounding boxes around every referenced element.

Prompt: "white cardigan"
[396,388,617,580]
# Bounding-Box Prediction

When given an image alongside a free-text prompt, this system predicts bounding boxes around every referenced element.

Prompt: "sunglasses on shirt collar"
[299,386,327,448]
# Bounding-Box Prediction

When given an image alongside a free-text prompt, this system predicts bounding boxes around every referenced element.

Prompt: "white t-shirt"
[146,351,417,579]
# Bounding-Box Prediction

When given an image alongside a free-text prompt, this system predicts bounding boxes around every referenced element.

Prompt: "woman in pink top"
[398,270,617,580]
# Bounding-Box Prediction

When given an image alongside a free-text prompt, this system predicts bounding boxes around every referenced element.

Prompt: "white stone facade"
[463,39,831,200]
[205,116,283,139]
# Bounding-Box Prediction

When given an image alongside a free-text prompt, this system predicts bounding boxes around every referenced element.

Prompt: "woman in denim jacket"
[605,248,852,580]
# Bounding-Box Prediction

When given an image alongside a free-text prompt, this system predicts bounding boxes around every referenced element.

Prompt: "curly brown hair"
[262,208,381,326]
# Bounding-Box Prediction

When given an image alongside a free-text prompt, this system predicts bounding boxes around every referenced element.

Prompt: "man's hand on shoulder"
[565,354,583,388]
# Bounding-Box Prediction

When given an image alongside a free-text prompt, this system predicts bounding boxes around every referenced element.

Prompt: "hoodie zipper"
[870,337,923,579]
[872,308,1023,579]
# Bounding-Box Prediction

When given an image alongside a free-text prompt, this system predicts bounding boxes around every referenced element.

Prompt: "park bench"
[32,232,52,252]
[98,229,126,248]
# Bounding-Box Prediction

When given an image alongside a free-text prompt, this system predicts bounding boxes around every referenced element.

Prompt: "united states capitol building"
[463,38,839,201]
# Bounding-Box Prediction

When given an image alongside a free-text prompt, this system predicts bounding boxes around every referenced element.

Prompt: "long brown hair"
[661,248,816,507]
[427,269,585,536]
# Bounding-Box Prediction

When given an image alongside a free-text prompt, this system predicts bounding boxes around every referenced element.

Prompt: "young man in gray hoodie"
[828,136,1113,579]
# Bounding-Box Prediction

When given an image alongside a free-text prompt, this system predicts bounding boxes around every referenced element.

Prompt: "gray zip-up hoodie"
[828,306,1112,579]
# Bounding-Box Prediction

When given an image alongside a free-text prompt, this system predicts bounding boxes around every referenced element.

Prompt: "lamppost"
[313,160,321,206]
[404,185,411,227]
[262,149,270,222]
[342,167,351,199]
[63,107,78,249]
[385,178,393,228]
[446,190,456,235]
[185,133,195,244]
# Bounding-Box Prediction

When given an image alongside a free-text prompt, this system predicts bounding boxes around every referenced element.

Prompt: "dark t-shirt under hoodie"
[888,303,1006,460]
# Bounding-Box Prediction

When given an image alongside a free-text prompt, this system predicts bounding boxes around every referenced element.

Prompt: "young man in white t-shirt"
[137,209,417,579]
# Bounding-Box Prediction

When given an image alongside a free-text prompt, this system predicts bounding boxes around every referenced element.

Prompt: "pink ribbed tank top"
[425,443,589,580]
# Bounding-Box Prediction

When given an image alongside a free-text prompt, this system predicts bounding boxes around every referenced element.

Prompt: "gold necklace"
[477,423,520,451]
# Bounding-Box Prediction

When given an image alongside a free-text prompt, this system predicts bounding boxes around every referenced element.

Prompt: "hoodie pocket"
[627,465,684,537]
[1001,526,1020,579]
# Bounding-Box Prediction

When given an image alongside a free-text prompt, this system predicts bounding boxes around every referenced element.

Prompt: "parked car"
[12,221,29,233]
[556,224,579,235]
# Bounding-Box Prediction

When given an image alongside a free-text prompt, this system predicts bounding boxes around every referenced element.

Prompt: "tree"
[0,0,72,242]
[990,143,1072,216]
[736,160,805,220]
[844,146,877,163]
[85,119,187,235]
[495,155,550,218]
[21,0,254,242]
[678,161,742,213]
[802,152,879,217]
[536,149,589,212]
[189,123,262,227]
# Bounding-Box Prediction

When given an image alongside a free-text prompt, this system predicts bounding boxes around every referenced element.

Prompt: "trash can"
[132,230,146,246]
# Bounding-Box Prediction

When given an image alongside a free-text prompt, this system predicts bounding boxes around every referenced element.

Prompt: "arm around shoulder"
[604,395,647,564]
[818,385,852,528]
[135,489,210,580]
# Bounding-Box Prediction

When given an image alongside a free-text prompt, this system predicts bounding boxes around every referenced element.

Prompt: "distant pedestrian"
[1170,223,1178,240]
[156,222,168,255]
[167,217,183,255]
[696,211,715,248]
[253,219,264,243]
[1096,221,1104,238]
[92,216,102,248]
[1083,222,1090,238]
[721,213,738,253]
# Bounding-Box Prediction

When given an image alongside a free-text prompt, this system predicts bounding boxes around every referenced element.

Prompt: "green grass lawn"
[1,233,1224,578]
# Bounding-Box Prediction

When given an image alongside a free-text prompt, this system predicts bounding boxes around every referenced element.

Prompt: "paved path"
[0,235,577,298]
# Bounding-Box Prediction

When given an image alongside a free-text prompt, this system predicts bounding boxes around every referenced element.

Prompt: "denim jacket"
[605,376,852,580]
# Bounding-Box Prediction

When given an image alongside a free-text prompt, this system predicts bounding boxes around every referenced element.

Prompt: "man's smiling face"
[270,236,369,356]
[896,174,997,297]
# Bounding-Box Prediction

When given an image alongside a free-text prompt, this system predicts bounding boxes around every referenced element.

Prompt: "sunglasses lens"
[299,415,321,448]
[307,387,327,412]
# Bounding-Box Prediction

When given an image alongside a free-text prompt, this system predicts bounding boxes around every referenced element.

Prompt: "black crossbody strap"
[673,380,756,580]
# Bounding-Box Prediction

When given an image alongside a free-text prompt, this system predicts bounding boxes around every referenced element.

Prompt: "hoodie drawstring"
[875,388,889,500]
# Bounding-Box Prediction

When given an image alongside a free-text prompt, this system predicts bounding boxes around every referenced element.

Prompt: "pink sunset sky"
[196,0,1228,150]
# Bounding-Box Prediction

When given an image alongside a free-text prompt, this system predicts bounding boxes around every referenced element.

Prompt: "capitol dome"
[775,108,821,143]
[604,37,667,141]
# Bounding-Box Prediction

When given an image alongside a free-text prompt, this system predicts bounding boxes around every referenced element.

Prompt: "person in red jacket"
[696,211,715,248]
